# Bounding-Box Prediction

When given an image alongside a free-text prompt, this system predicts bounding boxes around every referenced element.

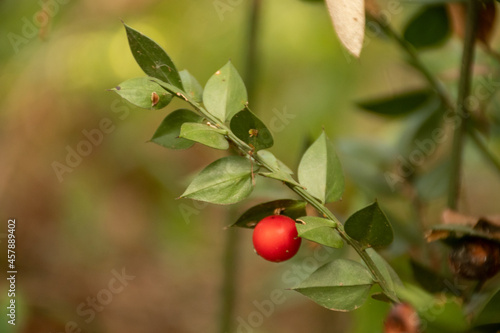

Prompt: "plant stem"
[448,0,479,210]
[468,127,500,176]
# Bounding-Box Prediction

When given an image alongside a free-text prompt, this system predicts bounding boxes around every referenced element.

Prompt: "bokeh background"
[1,0,500,332]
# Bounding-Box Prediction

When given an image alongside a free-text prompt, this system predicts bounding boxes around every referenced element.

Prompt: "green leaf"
[344,202,394,248]
[257,150,294,174]
[230,109,274,151]
[112,77,173,110]
[397,283,469,332]
[365,248,400,302]
[298,132,345,203]
[179,70,203,103]
[356,89,434,116]
[403,5,451,49]
[473,288,500,327]
[180,156,254,205]
[179,122,229,150]
[232,199,307,228]
[151,109,202,149]
[296,216,344,248]
[203,61,248,122]
[123,23,183,89]
[293,259,374,312]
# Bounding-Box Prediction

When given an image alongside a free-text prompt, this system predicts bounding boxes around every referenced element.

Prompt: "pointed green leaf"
[203,61,248,122]
[298,132,344,203]
[112,77,173,110]
[356,89,434,116]
[365,248,400,302]
[181,156,254,205]
[257,150,294,175]
[293,259,374,312]
[230,109,274,151]
[179,122,229,150]
[344,202,394,248]
[151,109,202,149]
[179,70,203,103]
[403,5,450,49]
[296,216,343,248]
[232,199,307,228]
[259,171,301,187]
[124,23,183,89]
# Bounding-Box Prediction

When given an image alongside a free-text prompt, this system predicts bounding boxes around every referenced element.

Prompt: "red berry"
[252,215,301,262]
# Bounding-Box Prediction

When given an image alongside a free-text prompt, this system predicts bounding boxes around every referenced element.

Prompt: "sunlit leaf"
[293,259,374,311]
[230,109,273,151]
[203,61,248,122]
[112,77,173,110]
[180,156,254,205]
[296,216,344,248]
[151,109,202,149]
[325,0,365,57]
[124,23,183,89]
[344,202,394,248]
[233,199,307,228]
[179,122,229,150]
[298,132,344,203]
[179,70,203,103]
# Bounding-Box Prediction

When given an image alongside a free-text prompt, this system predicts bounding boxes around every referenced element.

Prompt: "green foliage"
[356,89,435,116]
[344,202,394,248]
[180,156,255,205]
[296,216,344,248]
[230,109,274,151]
[232,199,307,228]
[292,259,374,311]
[203,61,248,122]
[179,123,229,150]
[403,5,451,49]
[150,109,202,149]
[298,131,345,204]
[124,23,183,89]
[179,69,203,103]
[112,77,172,110]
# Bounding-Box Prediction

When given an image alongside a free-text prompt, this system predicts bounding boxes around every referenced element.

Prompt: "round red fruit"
[252,215,301,262]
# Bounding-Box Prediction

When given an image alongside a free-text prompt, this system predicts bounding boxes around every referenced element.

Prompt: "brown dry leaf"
[325,0,365,57]
[447,2,497,48]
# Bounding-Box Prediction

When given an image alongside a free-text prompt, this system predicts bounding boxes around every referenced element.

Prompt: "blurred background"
[1,0,500,332]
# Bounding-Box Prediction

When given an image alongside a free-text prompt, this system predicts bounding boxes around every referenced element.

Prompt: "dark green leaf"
[123,23,183,89]
[473,288,500,327]
[298,132,345,203]
[179,122,229,150]
[203,61,248,122]
[179,70,203,103]
[112,77,173,110]
[296,216,343,248]
[344,202,394,248]
[230,109,274,151]
[356,89,434,116]
[151,109,202,149]
[180,156,254,205]
[403,5,451,49]
[232,199,307,228]
[293,259,374,312]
